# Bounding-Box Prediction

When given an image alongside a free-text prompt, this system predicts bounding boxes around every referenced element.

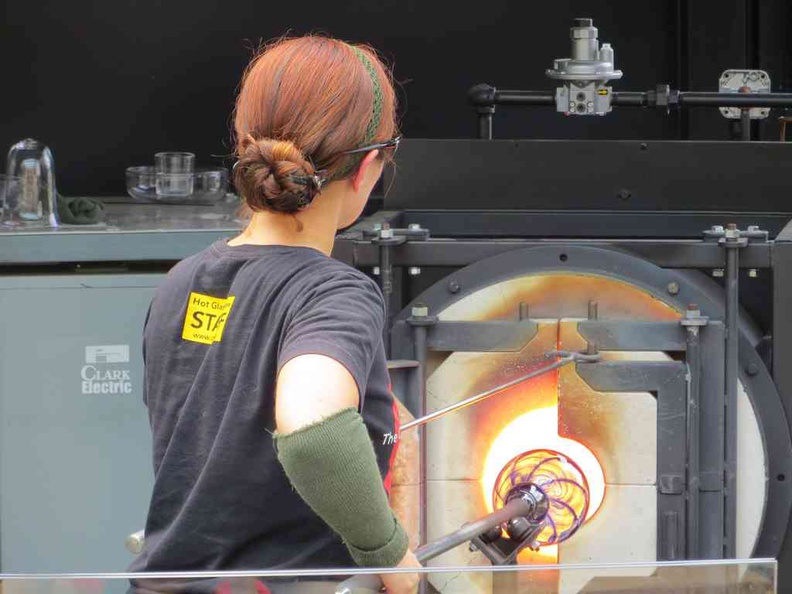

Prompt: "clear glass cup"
[154,151,195,198]
[5,138,59,227]
[127,166,228,204]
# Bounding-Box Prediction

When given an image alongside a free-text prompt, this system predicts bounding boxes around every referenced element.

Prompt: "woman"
[130,36,420,594]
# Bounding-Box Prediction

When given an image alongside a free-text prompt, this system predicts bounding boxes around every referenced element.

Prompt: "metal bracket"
[703,224,769,244]
[577,361,689,560]
[719,70,772,120]
[680,305,709,329]
[363,223,430,242]
[400,318,538,353]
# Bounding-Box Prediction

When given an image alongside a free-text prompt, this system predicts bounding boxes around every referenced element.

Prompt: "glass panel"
[0,559,776,594]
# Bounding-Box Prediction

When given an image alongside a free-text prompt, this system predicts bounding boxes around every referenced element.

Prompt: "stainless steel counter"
[0,197,244,264]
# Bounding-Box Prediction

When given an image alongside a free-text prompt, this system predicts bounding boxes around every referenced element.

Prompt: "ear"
[351,149,380,192]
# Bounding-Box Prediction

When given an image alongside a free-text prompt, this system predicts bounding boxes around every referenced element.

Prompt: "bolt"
[617,188,631,200]
[569,102,576,112]
[746,363,760,377]
[749,269,758,278]
[713,269,725,278]
[448,280,461,294]
[408,267,421,276]
[711,225,724,234]
[379,222,394,239]
[667,282,680,295]
[408,223,421,231]
[411,303,429,318]
[686,303,700,317]
[573,18,594,27]
[372,223,382,231]
[726,223,737,230]
[588,300,599,320]
[747,225,760,233]
[373,266,380,276]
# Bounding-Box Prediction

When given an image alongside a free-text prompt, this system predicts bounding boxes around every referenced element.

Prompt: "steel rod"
[679,92,792,107]
[724,240,740,557]
[698,322,726,559]
[478,111,494,139]
[378,244,392,345]
[340,239,772,270]
[411,322,429,554]
[611,92,649,107]
[685,321,702,558]
[491,90,554,105]
[401,354,579,431]
[741,109,751,141]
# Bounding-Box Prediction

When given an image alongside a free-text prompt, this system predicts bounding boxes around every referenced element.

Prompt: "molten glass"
[492,449,590,547]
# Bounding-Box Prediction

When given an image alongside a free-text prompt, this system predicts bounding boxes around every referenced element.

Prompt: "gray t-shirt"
[129,240,400,572]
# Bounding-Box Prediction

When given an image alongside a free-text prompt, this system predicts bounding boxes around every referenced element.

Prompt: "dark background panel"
[0,0,790,196]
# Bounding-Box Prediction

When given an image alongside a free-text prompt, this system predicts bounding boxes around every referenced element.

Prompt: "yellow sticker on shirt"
[182,292,236,345]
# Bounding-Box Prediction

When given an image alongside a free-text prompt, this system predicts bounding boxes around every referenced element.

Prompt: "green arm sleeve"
[274,407,408,567]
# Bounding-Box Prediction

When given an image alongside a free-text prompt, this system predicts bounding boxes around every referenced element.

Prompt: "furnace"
[333,137,792,592]
[392,262,770,592]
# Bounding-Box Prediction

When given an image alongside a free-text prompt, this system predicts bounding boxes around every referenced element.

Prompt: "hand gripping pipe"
[334,497,533,594]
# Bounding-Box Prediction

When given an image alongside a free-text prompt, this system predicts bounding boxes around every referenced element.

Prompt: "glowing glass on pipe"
[492,448,590,548]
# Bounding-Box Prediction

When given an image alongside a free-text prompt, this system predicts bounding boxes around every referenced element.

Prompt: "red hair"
[233,36,398,214]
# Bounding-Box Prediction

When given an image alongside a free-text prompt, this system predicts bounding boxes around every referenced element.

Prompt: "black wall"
[2,0,790,196]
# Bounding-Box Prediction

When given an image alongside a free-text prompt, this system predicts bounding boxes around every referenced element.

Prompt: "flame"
[481,405,606,523]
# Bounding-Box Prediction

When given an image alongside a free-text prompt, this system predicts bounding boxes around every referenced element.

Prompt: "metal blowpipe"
[400,350,599,431]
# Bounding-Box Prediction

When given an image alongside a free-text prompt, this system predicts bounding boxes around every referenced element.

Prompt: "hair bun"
[234,135,319,213]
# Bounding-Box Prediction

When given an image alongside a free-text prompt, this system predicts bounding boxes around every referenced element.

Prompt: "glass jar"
[5,138,59,227]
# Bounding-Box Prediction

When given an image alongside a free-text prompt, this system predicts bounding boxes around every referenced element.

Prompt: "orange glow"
[481,405,605,526]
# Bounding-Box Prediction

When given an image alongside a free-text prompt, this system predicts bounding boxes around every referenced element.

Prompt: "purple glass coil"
[492,448,590,546]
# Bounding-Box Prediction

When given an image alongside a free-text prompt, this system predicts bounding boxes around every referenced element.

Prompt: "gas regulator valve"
[546,18,623,116]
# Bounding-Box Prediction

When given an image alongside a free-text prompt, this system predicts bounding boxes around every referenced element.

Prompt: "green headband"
[326,46,384,182]
[352,46,383,146]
